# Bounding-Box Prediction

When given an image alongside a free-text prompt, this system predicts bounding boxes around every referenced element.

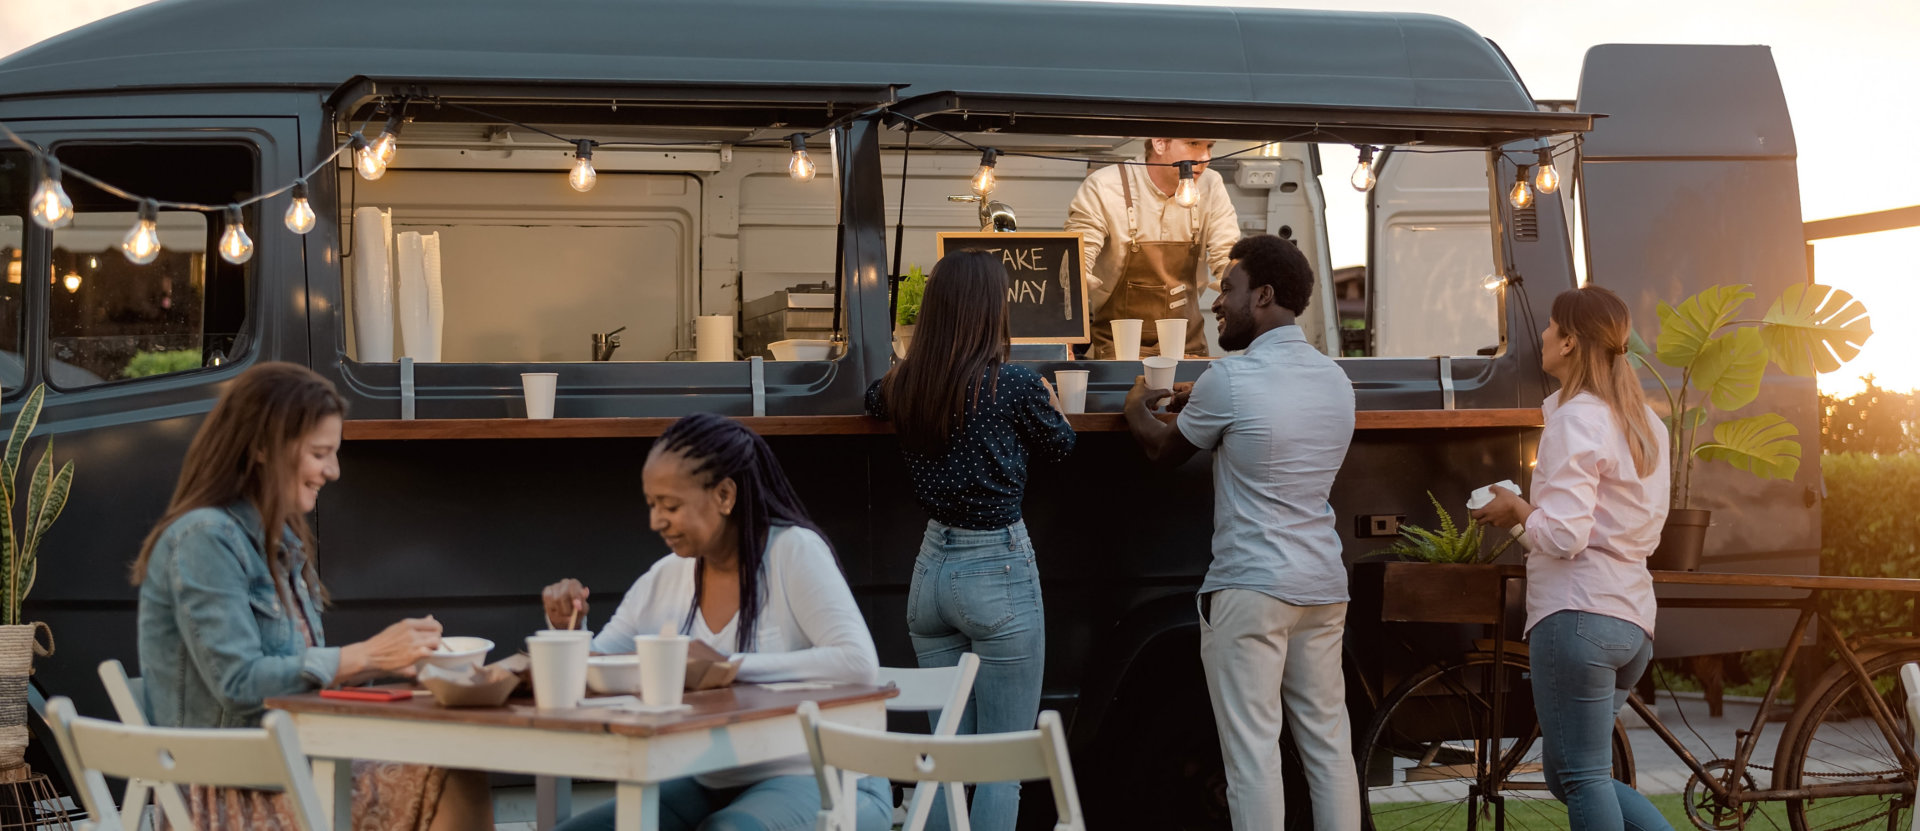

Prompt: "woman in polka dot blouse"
[866,249,1075,831]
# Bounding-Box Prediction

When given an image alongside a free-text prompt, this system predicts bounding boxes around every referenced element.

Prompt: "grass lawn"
[1368,792,1893,830]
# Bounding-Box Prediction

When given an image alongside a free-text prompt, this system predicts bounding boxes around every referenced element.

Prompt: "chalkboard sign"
[936,232,1092,344]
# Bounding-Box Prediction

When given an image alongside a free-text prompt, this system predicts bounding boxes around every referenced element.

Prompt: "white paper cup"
[633,635,691,707]
[1155,319,1188,359]
[1111,319,1143,361]
[526,633,591,710]
[695,315,735,362]
[1054,370,1089,415]
[1143,356,1178,392]
[521,373,557,420]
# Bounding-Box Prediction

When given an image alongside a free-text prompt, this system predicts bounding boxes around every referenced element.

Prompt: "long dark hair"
[131,363,347,609]
[1550,286,1659,477]
[652,413,829,651]
[881,249,1010,452]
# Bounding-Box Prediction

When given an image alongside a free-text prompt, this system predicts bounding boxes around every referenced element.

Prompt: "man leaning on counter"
[1064,138,1241,359]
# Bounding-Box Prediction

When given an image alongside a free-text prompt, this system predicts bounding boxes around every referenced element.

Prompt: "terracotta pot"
[0,623,52,782]
[1649,509,1711,572]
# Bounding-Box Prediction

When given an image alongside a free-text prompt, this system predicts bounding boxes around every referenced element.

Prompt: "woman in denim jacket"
[131,363,491,830]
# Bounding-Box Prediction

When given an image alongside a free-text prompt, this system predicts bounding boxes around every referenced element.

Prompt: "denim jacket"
[137,500,339,728]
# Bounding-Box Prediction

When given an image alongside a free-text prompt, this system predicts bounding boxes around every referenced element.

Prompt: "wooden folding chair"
[97,660,196,831]
[877,653,980,831]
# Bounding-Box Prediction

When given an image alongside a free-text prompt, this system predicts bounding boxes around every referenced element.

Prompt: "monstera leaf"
[1687,327,1769,411]
[1760,283,1873,376]
[1656,284,1754,368]
[1693,413,1802,481]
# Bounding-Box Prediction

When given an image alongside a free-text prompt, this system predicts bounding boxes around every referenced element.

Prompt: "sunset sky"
[5,0,1915,395]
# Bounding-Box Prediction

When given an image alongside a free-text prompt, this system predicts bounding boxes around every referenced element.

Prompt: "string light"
[62,271,80,293]
[787,134,816,182]
[369,110,401,168]
[30,158,73,229]
[1174,160,1199,207]
[121,199,162,265]
[218,205,253,265]
[1350,145,1376,192]
[1483,273,1508,292]
[285,179,316,234]
[352,132,387,181]
[569,140,597,193]
[970,148,1000,196]
[1509,167,1534,209]
[1534,148,1560,194]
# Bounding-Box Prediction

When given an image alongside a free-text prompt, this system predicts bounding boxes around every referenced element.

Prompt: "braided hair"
[652,413,830,652]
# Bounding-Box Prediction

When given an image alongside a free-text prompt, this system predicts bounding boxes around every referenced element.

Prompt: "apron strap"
[1121,164,1140,253]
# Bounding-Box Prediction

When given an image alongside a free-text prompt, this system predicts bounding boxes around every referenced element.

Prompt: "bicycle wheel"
[1776,646,1920,831]
[1360,652,1634,831]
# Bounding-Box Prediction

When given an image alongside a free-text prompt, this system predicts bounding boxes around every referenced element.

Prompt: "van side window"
[48,144,254,389]
[0,151,30,391]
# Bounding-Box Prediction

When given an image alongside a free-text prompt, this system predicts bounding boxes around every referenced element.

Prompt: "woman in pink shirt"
[1474,286,1673,831]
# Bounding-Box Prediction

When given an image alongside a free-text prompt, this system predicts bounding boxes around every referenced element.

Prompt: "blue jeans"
[1529,610,1672,831]
[553,774,891,831]
[906,519,1045,831]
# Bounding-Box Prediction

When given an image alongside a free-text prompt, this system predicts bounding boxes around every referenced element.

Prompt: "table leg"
[613,781,661,831]
[536,776,573,830]
[310,757,353,831]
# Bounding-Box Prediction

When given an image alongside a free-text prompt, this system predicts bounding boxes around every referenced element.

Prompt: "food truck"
[0,0,1820,825]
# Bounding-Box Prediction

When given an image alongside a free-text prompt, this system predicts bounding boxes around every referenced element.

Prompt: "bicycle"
[1357,566,1920,831]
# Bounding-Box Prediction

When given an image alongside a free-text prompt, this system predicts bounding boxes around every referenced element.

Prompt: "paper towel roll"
[396,231,445,362]
[351,207,394,362]
[695,315,735,362]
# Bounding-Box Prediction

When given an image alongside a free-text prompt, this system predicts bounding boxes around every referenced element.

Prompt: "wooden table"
[267,683,895,831]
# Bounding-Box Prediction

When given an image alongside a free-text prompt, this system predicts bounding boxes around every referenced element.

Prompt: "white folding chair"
[798,700,1085,831]
[44,695,329,831]
[97,660,195,831]
[877,654,980,831]
[1903,663,1920,831]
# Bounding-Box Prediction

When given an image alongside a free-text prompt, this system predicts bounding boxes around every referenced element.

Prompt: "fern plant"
[1385,492,1514,565]
[896,265,928,327]
[1,385,74,626]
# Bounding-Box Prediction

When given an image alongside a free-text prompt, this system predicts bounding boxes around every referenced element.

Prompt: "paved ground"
[1624,691,1786,795]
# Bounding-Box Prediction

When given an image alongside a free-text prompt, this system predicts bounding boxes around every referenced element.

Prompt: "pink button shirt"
[1518,391,1671,637]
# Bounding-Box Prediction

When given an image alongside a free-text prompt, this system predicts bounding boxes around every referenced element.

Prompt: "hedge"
[1821,452,1920,635]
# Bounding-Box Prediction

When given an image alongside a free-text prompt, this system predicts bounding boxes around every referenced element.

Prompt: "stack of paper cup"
[1111,319,1143,361]
[1156,319,1188,359]
[696,315,735,362]
[633,634,691,707]
[1143,356,1178,391]
[521,373,558,420]
[526,630,592,709]
[1054,370,1089,414]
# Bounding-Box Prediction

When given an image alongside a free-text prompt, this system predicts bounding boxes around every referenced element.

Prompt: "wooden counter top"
[342,408,1545,440]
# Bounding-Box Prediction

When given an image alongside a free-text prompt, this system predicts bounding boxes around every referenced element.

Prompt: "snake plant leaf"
[2,384,43,517]
[1760,283,1874,376]
[1693,412,1802,481]
[1656,284,1754,369]
[1688,327,1769,411]
[19,459,74,610]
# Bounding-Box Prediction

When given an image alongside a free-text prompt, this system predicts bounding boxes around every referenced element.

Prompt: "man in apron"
[1065,138,1242,358]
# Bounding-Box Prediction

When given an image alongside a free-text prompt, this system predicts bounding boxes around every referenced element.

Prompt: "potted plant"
[0,385,72,781]
[893,264,927,359]
[1630,283,1871,571]
[1353,493,1517,626]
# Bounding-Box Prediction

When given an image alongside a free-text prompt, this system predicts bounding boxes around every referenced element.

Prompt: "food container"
[420,660,522,708]
[587,654,642,695]
[768,339,833,361]
[419,636,493,672]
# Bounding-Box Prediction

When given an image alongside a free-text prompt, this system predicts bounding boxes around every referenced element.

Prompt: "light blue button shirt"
[1177,325,1356,605]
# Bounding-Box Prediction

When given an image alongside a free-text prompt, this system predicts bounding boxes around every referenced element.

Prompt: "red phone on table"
[320,688,416,702]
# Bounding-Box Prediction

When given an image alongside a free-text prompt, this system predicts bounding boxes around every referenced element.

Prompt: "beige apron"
[1089,166,1208,359]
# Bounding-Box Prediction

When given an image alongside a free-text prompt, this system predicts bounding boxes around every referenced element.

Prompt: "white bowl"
[419,636,493,672]
[768,339,833,361]
[587,654,642,695]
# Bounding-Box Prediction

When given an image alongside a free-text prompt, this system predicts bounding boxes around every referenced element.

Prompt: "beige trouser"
[1199,589,1361,831]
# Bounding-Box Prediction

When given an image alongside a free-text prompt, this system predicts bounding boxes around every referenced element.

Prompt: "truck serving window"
[0,150,28,391]
[48,143,254,389]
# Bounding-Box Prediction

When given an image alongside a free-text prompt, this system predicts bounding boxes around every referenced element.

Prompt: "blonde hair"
[1550,287,1659,477]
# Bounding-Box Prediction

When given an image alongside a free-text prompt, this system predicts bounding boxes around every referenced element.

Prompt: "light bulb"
[971,148,999,197]
[1509,170,1534,209]
[351,133,387,181]
[787,134,816,182]
[285,180,316,235]
[218,206,253,265]
[568,140,597,192]
[1483,274,1507,292]
[6,251,20,285]
[1174,160,1199,208]
[122,200,162,265]
[62,271,80,293]
[1350,146,1376,192]
[30,161,73,229]
[370,110,402,167]
[1534,149,1560,195]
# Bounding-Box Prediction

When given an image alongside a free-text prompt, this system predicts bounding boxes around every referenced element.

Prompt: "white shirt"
[591,525,878,786]
[1518,391,1671,637]
[1063,157,1242,312]
[1176,325,1356,605]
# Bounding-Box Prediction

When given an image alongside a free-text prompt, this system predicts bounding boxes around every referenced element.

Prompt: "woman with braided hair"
[540,413,889,831]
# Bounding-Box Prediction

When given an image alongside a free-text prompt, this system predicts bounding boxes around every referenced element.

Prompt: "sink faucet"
[592,326,626,361]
